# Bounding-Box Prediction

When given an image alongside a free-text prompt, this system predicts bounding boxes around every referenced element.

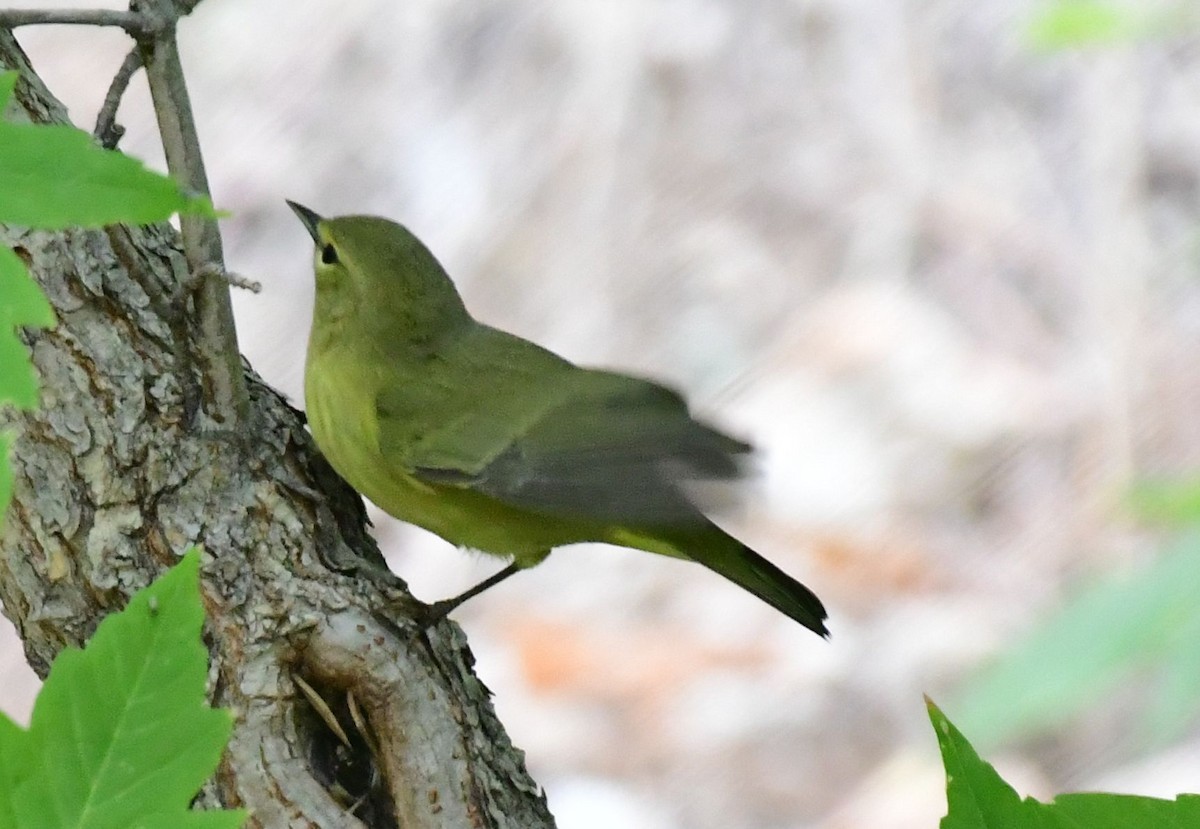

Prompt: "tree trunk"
[0,30,554,829]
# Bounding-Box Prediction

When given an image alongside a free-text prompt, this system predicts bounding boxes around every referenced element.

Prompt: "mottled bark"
[0,29,554,829]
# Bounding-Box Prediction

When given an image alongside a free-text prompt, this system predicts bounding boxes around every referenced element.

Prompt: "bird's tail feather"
[695,535,829,637]
[616,524,829,637]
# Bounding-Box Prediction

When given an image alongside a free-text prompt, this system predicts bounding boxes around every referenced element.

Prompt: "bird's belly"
[304,356,583,563]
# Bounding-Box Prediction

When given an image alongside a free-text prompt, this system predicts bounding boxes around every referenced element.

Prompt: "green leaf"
[930,699,1200,827]
[0,72,216,228]
[0,331,39,411]
[133,813,251,829]
[0,245,54,329]
[952,532,1200,747]
[8,550,244,829]
[929,699,1039,828]
[0,121,216,227]
[0,244,54,528]
[1052,792,1200,826]
[0,71,16,111]
[0,245,54,411]
[0,710,31,829]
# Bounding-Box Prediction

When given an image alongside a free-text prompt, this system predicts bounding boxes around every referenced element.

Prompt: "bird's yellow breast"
[306,343,375,474]
[304,338,586,563]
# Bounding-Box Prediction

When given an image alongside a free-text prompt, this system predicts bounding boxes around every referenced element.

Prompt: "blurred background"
[5,1,1200,826]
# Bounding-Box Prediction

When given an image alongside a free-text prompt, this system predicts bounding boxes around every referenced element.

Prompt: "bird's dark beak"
[286,200,323,243]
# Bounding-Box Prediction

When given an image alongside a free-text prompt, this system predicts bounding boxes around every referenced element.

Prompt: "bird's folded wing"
[377,369,752,527]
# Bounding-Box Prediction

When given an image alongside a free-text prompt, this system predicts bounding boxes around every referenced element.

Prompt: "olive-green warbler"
[290,201,828,636]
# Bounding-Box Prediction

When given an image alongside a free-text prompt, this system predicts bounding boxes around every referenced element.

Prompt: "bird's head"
[288,201,469,345]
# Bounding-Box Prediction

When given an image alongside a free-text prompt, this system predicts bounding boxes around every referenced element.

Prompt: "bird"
[289,201,828,637]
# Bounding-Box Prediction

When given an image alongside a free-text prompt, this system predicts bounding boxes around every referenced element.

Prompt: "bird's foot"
[410,562,525,629]
[412,598,459,630]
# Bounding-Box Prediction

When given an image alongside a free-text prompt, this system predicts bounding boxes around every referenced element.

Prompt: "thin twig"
[0,8,147,33]
[222,271,263,294]
[94,48,142,150]
[294,675,352,749]
[347,690,380,759]
[136,0,249,428]
[195,263,263,294]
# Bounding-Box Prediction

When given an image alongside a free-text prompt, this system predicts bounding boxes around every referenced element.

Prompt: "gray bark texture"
[0,29,555,829]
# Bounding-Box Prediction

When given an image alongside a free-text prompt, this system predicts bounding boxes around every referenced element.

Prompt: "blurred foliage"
[0,551,243,829]
[1025,0,1193,49]
[1129,478,1200,526]
[931,699,1200,827]
[953,524,1200,749]
[998,0,1200,757]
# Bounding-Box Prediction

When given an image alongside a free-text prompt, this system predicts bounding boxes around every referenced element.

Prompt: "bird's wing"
[376,326,751,527]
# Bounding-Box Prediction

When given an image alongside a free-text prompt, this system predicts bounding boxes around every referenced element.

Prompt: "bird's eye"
[321,244,339,265]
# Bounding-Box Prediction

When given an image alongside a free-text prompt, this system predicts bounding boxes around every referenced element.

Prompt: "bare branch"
[0,1,250,425]
[136,0,250,428]
[194,263,263,294]
[222,271,263,293]
[0,8,146,32]
[1,1,250,425]
[94,47,142,149]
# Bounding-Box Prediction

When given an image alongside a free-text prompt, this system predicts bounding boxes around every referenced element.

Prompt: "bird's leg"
[419,562,523,626]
